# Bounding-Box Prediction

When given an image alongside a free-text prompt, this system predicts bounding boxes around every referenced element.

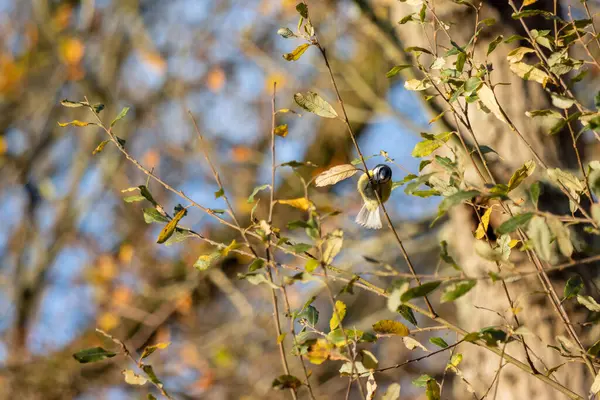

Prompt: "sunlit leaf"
[496,212,534,235]
[323,229,343,265]
[294,91,338,118]
[247,184,270,203]
[474,207,493,239]
[441,280,476,302]
[373,320,409,336]
[429,337,449,348]
[386,64,412,78]
[329,300,347,331]
[508,160,536,192]
[57,120,95,127]
[283,43,311,61]
[93,140,110,155]
[122,369,147,386]
[111,107,130,127]
[315,164,360,187]
[274,124,288,137]
[194,252,221,271]
[578,295,600,312]
[278,197,312,211]
[156,207,187,244]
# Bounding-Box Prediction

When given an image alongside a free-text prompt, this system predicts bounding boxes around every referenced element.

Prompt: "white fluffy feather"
[355,203,382,229]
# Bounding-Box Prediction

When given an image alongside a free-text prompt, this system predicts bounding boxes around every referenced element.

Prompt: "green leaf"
[291,243,312,254]
[239,272,279,289]
[529,181,541,207]
[329,300,347,331]
[140,342,171,360]
[441,280,476,302]
[283,43,311,61]
[156,207,187,244]
[527,216,552,262]
[588,339,600,357]
[141,365,162,386]
[247,184,270,203]
[381,383,401,400]
[440,240,461,271]
[298,305,319,325]
[507,160,536,192]
[426,379,441,400]
[438,190,480,213]
[248,258,265,272]
[496,212,534,235]
[296,3,308,18]
[194,252,221,271]
[546,216,574,258]
[386,64,412,78]
[429,337,449,348]
[411,131,453,157]
[143,208,169,224]
[401,281,441,302]
[123,195,145,203]
[305,258,319,272]
[294,91,338,118]
[564,276,583,300]
[111,107,130,127]
[412,374,434,387]
[577,295,600,312]
[214,188,224,199]
[73,347,117,363]
[372,320,409,336]
[398,305,418,326]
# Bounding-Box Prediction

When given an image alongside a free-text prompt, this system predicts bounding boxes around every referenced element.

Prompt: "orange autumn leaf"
[143,149,160,168]
[59,38,85,66]
[231,146,252,162]
[206,67,226,93]
[139,49,167,73]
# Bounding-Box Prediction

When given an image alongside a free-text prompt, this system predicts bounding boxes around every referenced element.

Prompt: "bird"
[355,164,393,229]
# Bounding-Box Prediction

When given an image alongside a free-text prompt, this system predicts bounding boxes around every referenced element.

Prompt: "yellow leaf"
[474,206,494,240]
[277,197,312,211]
[220,239,241,257]
[274,124,288,137]
[329,300,347,331]
[307,339,332,365]
[98,312,119,331]
[372,320,409,336]
[59,38,85,66]
[509,62,549,87]
[283,43,311,61]
[156,208,187,244]
[509,239,520,248]
[57,120,93,127]
[277,333,287,344]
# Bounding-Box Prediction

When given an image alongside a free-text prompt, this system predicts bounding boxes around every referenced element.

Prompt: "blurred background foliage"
[2,0,600,399]
[0,0,441,399]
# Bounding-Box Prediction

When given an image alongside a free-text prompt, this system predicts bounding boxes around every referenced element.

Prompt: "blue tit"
[355,164,393,229]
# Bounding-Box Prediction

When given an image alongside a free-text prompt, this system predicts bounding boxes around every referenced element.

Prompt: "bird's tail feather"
[355,204,382,229]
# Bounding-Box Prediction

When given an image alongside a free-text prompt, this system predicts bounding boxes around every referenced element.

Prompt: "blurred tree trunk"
[379,0,592,398]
